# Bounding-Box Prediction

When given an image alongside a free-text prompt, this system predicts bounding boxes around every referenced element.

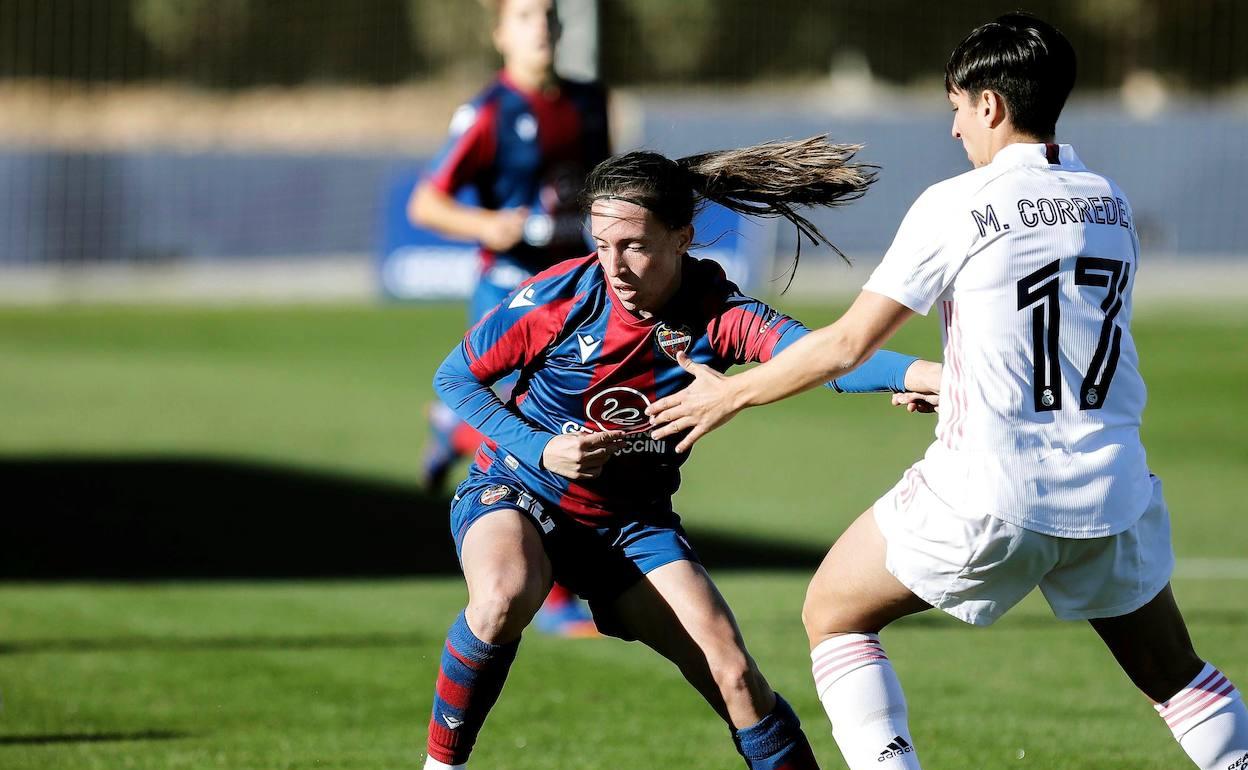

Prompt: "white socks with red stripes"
[810,638,1247,769]
[811,633,921,769]
[1155,662,1248,769]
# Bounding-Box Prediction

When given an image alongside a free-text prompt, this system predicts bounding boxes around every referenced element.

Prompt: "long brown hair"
[583,135,877,291]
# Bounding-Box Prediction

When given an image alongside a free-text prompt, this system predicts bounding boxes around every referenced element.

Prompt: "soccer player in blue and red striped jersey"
[421,138,941,770]
[410,0,611,636]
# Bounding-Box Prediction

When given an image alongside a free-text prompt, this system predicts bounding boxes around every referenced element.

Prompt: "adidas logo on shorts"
[878,735,914,762]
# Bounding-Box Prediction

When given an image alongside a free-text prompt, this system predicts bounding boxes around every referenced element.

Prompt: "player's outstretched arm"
[826,351,942,395]
[894,360,942,409]
[433,344,556,470]
[408,182,528,253]
[902,360,942,393]
[647,290,913,452]
[704,282,930,395]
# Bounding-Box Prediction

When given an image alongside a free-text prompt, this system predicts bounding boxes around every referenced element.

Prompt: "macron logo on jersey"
[509,286,537,309]
[447,104,476,136]
[577,334,600,363]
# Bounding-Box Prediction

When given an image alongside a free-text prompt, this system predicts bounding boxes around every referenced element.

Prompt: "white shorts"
[873,469,1174,626]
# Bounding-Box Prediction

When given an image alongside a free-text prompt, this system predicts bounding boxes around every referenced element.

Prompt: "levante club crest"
[655,323,693,361]
[479,485,513,506]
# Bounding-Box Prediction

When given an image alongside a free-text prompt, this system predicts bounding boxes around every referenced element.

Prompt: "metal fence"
[0,1,1244,272]
[2,1,1246,89]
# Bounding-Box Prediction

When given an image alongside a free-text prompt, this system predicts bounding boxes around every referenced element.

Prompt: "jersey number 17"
[1016,257,1130,413]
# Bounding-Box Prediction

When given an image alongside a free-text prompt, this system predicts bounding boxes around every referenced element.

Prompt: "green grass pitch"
[0,299,1245,769]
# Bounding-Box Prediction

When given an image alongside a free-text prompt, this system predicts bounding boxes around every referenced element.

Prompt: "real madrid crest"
[655,323,693,362]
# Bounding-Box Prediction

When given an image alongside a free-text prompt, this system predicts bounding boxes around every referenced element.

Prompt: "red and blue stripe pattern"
[435,252,916,525]
[426,612,519,766]
[424,71,609,275]
[436,254,810,524]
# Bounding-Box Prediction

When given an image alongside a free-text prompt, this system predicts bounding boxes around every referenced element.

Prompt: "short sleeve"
[426,102,497,195]
[863,185,973,315]
[705,287,804,365]
[462,262,588,384]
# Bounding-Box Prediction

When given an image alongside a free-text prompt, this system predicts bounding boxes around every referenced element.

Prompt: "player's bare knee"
[708,652,763,705]
[802,585,848,641]
[800,595,822,637]
[467,581,543,643]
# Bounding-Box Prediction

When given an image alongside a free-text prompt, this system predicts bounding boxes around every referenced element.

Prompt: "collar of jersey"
[992,142,1086,171]
[498,69,563,103]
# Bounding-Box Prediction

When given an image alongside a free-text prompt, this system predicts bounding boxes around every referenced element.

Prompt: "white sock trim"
[1156,662,1243,739]
[811,633,890,700]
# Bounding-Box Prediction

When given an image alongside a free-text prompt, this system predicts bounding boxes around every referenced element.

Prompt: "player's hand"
[541,430,627,480]
[903,360,943,394]
[481,207,529,252]
[646,352,742,453]
[891,391,940,414]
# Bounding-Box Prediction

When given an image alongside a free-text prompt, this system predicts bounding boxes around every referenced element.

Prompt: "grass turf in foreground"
[0,575,1244,769]
[0,301,1245,768]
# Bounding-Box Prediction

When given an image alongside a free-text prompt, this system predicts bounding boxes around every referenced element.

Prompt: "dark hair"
[944,13,1076,139]
[583,136,876,289]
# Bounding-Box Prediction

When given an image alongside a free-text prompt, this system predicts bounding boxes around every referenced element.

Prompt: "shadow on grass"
[5,610,1246,657]
[0,456,825,579]
[0,730,188,746]
[5,611,1244,657]
[0,632,434,656]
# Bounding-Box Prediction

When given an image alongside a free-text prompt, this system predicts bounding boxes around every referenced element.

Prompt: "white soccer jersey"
[864,143,1152,537]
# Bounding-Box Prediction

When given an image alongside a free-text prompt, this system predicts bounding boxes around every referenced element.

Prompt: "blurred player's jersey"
[426,72,610,282]
[436,254,808,523]
[865,142,1150,538]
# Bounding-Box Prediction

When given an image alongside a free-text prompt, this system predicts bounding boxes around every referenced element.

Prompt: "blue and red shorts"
[449,471,700,638]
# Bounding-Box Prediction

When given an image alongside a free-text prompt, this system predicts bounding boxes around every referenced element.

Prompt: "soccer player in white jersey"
[648,13,1248,770]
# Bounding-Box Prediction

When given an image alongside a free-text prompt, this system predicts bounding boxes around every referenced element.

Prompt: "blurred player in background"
[421,137,941,770]
[648,14,1248,770]
[410,0,610,636]
[411,0,609,493]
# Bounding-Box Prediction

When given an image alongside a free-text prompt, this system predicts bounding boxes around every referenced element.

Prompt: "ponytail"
[584,135,876,291]
[679,136,874,256]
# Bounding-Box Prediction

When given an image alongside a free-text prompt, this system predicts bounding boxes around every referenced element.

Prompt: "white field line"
[1173,558,1248,580]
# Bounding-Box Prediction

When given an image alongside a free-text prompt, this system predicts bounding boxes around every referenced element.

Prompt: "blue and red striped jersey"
[434,253,917,524]
[425,72,610,276]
